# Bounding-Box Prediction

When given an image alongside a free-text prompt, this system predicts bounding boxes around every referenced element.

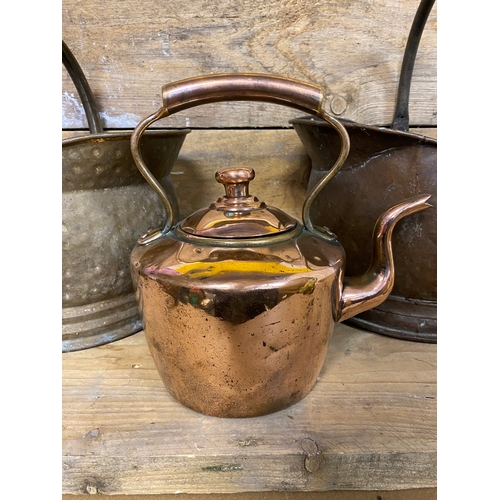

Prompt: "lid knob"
[214,167,264,212]
[215,167,254,199]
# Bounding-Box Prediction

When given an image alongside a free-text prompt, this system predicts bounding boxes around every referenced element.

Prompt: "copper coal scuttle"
[129,74,431,418]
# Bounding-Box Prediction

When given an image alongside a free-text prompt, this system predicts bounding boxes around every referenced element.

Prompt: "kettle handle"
[131,73,350,242]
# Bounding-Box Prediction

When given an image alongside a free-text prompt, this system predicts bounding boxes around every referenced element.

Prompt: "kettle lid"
[179,167,297,238]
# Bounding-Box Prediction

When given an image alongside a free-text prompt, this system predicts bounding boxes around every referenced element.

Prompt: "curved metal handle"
[131,73,350,241]
[392,0,436,131]
[62,40,103,135]
[161,74,323,115]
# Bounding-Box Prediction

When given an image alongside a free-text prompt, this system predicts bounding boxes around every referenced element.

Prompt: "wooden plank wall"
[62,0,437,130]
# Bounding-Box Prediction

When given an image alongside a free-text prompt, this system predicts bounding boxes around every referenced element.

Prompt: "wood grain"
[62,324,436,495]
[62,0,437,129]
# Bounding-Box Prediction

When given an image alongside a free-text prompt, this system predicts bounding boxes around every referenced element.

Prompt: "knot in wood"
[301,438,322,473]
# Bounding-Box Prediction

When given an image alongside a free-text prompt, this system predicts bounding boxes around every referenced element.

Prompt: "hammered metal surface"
[62,130,189,352]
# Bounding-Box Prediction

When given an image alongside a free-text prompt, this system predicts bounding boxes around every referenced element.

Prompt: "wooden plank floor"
[62,323,436,495]
[63,489,437,500]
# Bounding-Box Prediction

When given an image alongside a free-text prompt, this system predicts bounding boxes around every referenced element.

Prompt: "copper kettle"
[130,74,431,418]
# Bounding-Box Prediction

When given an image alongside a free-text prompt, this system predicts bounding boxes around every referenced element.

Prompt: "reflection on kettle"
[130,74,432,418]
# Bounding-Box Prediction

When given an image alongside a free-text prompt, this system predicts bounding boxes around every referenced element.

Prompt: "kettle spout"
[337,194,432,323]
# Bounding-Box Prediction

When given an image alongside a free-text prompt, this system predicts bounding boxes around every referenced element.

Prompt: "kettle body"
[131,226,345,417]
